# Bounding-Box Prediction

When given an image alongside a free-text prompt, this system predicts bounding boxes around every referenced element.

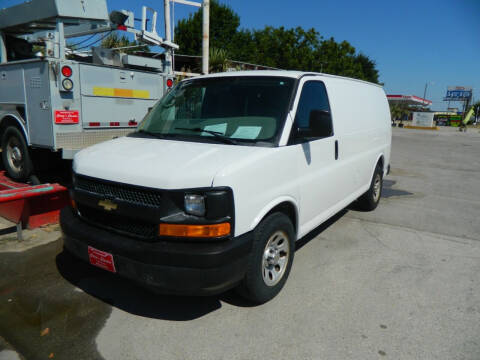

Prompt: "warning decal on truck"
[55,110,80,124]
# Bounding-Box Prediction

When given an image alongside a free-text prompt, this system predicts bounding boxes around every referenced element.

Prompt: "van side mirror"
[296,110,333,139]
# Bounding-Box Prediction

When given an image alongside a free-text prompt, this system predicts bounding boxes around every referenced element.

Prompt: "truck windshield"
[137,76,295,145]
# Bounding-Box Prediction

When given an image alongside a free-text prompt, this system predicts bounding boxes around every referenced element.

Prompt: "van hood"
[73,136,264,189]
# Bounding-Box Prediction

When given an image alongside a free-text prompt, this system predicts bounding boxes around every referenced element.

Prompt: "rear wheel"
[1,126,33,181]
[237,212,295,304]
[357,164,383,211]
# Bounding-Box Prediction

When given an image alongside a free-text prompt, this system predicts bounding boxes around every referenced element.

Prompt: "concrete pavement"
[1,126,479,360]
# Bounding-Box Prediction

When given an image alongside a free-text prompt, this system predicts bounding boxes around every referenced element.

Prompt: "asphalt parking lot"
[1,126,479,360]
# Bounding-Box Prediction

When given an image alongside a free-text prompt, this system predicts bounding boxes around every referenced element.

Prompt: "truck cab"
[61,71,392,303]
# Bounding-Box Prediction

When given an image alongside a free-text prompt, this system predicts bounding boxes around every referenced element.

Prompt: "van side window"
[292,81,333,141]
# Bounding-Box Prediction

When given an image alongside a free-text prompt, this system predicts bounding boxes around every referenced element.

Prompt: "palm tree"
[389,103,411,126]
[471,101,480,124]
[209,47,229,73]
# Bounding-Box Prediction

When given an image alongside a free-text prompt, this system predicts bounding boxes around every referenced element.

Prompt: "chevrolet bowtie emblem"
[98,199,118,211]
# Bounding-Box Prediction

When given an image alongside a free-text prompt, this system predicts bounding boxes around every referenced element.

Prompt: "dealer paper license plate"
[88,246,116,273]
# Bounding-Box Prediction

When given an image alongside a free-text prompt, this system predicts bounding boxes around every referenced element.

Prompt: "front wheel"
[1,126,34,181]
[237,212,295,304]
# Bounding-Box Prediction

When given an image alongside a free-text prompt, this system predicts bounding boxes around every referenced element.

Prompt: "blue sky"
[2,0,479,110]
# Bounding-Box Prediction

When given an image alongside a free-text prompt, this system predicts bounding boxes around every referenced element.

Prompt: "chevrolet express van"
[61,71,391,303]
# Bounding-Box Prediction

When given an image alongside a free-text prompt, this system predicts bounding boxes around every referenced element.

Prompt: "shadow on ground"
[56,209,350,317]
[56,250,226,320]
[382,179,413,198]
[0,240,110,360]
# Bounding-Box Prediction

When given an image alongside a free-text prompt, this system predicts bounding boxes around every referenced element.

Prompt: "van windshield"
[137,76,295,145]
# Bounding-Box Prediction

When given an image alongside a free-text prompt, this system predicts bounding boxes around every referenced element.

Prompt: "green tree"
[209,47,228,72]
[355,53,379,84]
[101,33,149,53]
[174,0,240,55]
[471,101,480,121]
[174,2,381,83]
[389,103,411,123]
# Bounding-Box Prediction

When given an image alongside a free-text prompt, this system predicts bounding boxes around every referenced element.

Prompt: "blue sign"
[444,86,472,101]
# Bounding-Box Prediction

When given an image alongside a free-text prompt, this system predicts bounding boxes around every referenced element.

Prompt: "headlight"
[184,194,205,216]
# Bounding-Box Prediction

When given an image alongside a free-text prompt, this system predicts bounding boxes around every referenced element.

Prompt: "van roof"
[189,70,383,88]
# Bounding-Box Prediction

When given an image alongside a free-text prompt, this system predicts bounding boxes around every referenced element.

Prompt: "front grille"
[78,205,157,239]
[75,176,162,207]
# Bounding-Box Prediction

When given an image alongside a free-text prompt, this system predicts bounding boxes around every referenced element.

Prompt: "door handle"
[335,140,338,160]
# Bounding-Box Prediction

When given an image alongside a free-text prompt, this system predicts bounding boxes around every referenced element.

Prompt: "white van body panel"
[73,71,391,240]
[323,75,391,179]
[73,137,263,190]
[211,146,300,237]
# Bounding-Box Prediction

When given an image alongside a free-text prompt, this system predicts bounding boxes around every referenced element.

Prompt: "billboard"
[444,86,472,101]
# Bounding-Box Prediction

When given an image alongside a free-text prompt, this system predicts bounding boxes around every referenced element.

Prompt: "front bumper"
[60,207,253,295]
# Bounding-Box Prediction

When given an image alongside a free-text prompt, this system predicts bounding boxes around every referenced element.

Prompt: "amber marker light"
[159,223,231,238]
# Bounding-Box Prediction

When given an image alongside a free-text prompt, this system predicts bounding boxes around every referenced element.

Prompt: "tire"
[238,212,295,304]
[357,164,383,211]
[1,126,34,181]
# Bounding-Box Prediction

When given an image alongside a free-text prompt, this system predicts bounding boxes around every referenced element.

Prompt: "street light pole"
[423,81,434,107]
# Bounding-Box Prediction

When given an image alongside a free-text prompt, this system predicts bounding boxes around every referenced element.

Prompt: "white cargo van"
[61,71,391,303]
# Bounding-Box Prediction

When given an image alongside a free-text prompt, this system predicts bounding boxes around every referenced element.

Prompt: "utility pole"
[202,0,209,74]
[167,0,207,74]
[164,0,172,74]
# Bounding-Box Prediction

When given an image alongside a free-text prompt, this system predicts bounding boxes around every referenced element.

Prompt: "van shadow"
[295,209,348,252]
[56,210,350,317]
[381,179,413,198]
[56,250,223,321]
[348,179,413,212]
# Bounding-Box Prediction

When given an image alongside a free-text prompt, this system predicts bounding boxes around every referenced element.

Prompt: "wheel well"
[264,201,298,233]
[377,156,384,172]
[0,116,27,142]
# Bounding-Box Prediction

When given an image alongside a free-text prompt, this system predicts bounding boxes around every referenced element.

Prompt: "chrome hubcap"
[12,147,22,162]
[262,230,289,287]
[6,138,24,173]
[373,174,381,202]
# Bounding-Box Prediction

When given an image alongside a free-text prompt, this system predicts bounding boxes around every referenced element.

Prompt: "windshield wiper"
[136,129,181,139]
[174,127,237,145]
[136,129,165,139]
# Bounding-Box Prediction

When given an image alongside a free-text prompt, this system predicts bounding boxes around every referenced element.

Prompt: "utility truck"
[0,0,177,181]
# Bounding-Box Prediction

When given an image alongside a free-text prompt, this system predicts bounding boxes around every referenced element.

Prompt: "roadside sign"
[444,86,472,101]
[412,112,434,128]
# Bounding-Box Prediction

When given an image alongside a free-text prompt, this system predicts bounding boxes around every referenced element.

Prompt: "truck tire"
[1,126,34,181]
[357,164,383,211]
[238,212,295,304]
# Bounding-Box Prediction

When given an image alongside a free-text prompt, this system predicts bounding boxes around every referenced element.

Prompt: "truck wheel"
[1,126,34,181]
[357,164,383,211]
[238,212,295,304]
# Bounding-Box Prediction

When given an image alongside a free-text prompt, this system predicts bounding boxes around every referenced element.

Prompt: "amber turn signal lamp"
[70,198,77,210]
[159,223,230,238]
